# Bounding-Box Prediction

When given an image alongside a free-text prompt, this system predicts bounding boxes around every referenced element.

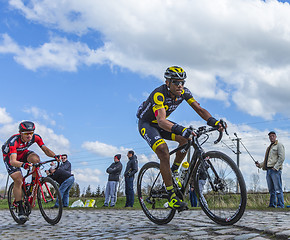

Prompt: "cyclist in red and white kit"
[2,121,61,220]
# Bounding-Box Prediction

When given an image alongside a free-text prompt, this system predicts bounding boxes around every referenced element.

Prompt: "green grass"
[1,193,290,210]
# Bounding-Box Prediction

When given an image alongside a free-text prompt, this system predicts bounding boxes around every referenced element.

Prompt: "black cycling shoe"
[168,194,187,210]
[18,211,28,221]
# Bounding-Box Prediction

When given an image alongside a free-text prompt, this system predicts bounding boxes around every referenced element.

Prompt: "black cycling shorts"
[138,119,177,152]
[3,151,33,175]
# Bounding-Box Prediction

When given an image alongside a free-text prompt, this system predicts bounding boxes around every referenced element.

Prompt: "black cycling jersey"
[137,84,196,123]
[137,84,197,152]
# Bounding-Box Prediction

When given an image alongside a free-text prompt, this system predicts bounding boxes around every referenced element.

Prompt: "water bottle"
[179,161,189,181]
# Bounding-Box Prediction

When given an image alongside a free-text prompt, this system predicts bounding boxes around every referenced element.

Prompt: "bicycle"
[7,159,63,225]
[137,122,247,225]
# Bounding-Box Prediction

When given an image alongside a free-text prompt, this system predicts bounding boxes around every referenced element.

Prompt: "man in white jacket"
[256,131,285,208]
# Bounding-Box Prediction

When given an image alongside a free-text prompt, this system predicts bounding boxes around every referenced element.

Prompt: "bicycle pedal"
[177,205,188,213]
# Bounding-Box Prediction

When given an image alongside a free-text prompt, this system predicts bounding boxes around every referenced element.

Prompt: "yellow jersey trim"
[152,139,166,152]
[152,104,164,113]
[187,97,196,105]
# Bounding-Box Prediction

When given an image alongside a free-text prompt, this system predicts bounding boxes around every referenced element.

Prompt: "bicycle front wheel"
[194,151,247,225]
[137,161,176,225]
[7,182,30,224]
[37,177,63,225]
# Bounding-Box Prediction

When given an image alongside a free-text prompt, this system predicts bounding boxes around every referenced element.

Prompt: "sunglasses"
[22,131,34,135]
[171,80,185,86]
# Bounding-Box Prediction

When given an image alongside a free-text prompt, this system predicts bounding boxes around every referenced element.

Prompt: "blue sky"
[1,0,290,193]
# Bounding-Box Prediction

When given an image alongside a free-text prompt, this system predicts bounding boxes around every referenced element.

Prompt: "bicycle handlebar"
[31,159,60,169]
[193,119,228,145]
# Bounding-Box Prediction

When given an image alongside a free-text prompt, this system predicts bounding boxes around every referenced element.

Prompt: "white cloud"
[2,0,290,119]
[72,168,102,192]
[0,110,70,157]
[0,107,13,124]
[34,124,70,155]
[82,140,130,157]
[23,107,56,126]
[72,168,102,183]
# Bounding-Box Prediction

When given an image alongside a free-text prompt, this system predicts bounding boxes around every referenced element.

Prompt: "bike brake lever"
[220,119,229,135]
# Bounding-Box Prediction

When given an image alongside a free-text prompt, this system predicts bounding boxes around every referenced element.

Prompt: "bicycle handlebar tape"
[22,163,30,170]
[207,117,220,127]
[171,123,186,136]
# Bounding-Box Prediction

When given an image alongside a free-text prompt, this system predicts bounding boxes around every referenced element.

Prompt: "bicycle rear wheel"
[194,151,247,225]
[137,161,176,225]
[7,182,30,224]
[37,177,63,225]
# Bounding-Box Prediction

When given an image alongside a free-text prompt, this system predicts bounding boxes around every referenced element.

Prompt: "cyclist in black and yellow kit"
[137,66,224,210]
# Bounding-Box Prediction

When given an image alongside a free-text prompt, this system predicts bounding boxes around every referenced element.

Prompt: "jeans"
[266,169,284,208]
[104,181,118,206]
[189,188,198,207]
[125,176,134,207]
[55,176,75,207]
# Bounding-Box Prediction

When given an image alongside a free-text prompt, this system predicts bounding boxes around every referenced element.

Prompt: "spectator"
[46,165,75,208]
[256,131,285,208]
[188,166,207,208]
[103,154,123,207]
[60,154,71,173]
[124,150,138,207]
[189,183,198,208]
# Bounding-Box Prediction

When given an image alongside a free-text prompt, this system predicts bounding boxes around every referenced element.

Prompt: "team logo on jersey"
[141,128,146,136]
[153,92,165,105]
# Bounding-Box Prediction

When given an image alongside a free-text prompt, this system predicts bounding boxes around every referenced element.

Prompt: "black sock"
[171,162,180,173]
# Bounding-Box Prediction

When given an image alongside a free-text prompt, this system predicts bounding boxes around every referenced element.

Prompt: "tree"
[85,185,92,197]
[96,185,101,197]
[75,183,81,197]
[250,173,260,192]
[69,182,81,197]
[69,183,76,197]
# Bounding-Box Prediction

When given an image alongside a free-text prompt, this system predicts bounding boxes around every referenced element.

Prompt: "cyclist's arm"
[190,101,212,121]
[40,145,56,158]
[9,154,23,168]
[156,108,175,132]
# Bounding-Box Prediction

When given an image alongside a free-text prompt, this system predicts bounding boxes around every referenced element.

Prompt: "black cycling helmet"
[164,66,187,80]
[19,121,35,132]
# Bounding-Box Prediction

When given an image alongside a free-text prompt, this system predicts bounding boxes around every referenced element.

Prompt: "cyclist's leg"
[170,135,188,173]
[155,143,172,187]
[4,156,23,201]
[4,156,27,219]
[157,120,188,172]
[26,151,40,179]
[138,120,172,187]
[10,172,23,202]
[138,120,186,210]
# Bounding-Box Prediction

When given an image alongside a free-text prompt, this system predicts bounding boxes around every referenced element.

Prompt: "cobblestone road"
[1,209,290,239]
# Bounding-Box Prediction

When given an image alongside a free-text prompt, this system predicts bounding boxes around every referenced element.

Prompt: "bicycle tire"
[7,182,30,224]
[193,151,247,225]
[137,161,176,225]
[37,177,63,225]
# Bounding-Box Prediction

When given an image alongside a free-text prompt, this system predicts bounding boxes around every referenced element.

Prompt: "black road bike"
[137,123,247,225]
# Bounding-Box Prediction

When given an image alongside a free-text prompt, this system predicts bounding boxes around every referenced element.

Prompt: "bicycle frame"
[170,126,222,200]
[22,159,58,207]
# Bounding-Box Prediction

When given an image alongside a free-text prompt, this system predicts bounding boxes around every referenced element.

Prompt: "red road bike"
[7,159,63,225]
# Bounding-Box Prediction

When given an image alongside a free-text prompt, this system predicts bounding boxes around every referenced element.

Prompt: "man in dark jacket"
[124,150,138,207]
[60,154,71,173]
[46,165,75,208]
[103,154,123,207]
